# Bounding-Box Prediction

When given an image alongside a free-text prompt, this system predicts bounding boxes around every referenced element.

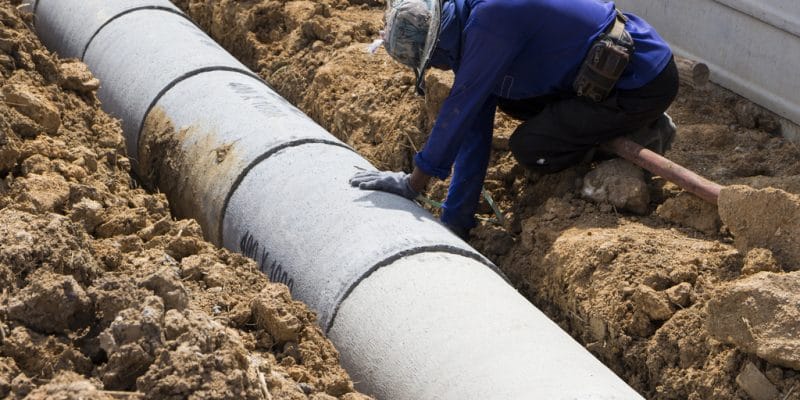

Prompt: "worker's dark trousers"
[499,57,679,173]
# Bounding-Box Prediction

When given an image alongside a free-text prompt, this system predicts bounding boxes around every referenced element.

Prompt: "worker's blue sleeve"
[413,13,521,180]
[440,95,496,230]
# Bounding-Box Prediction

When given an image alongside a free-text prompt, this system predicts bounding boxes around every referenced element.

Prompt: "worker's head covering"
[383,0,442,95]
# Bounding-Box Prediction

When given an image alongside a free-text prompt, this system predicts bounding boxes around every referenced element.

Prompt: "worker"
[350,0,679,239]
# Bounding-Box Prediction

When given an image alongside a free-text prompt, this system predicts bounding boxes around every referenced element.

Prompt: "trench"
[23,0,800,398]
[29,1,650,399]
[168,1,800,399]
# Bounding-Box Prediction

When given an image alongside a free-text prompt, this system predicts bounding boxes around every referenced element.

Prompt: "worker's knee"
[512,149,590,173]
[509,129,592,173]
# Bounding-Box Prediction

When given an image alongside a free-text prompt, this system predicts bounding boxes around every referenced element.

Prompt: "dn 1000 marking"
[240,232,295,291]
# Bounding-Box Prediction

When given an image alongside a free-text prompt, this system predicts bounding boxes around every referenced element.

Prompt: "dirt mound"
[173,0,800,398]
[719,185,800,269]
[0,2,369,398]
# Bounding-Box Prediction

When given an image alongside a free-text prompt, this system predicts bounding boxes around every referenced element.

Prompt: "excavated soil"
[173,0,800,399]
[0,2,371,399]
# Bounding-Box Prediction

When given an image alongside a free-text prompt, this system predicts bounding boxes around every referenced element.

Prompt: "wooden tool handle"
[605,137,723,204]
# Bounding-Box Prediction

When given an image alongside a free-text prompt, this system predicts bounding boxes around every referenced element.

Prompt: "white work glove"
[349,170,418,200]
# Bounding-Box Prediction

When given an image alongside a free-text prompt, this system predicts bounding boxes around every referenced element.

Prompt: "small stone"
[137,216,173,241]
[140,267,189,311]
[1,84,60,135]
[626,310,654,337]
[163,309,189,341]
[589,315,608,341]
[251,286,302,344]
[203,268,226,288]
[582,159,650,215]
[735,101,760,129]
[669,264,699,285]
[632,285,674,321]
[0,134,19,173]
[734,101,780,133]
[666,282,693,308]
[736,362,779,400]
[299,382,315,394]
[69,198,104,232]
[58,61,100,93]
[741,248,781,276]
[118,235,143,253]
[620,286,636,298]
[6,271,93,334]
[0,356,19,397]
[595,242,618,264]
[15,173,70,213]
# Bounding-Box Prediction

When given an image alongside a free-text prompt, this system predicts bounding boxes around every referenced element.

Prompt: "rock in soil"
[741,248,782,276]
[633,284,675,321]
[707,272,800,370]
[582,158,650,214]
[5,270,93,334]
[1,83,60,136]
[736,362,780,400]
[58,60,100,93]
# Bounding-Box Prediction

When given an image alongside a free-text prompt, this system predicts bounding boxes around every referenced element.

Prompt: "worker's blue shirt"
[414,0,673,229]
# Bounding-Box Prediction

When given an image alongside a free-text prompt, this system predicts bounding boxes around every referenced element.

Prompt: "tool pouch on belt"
[573,10,635,102]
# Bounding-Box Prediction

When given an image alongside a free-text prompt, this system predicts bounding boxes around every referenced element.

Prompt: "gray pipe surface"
[331,252,642,399]
[30,1,644,398]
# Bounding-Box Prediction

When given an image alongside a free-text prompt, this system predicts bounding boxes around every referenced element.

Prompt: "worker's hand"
[349,170,419,200]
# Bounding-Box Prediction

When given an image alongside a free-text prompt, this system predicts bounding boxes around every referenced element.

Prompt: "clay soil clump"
[0,2,370,399]
[173,0,800,398]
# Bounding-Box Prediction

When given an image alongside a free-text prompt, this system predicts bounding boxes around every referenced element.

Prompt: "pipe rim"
[80,6,196,61]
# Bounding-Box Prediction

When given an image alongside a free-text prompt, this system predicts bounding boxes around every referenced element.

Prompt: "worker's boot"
[627,113,677,155]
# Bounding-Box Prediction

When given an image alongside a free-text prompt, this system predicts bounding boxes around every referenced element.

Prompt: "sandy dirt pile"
[0,2,371,399]
[174,0,800,398]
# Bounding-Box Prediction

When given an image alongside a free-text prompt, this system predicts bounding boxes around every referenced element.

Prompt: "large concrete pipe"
[30,1,643,398]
